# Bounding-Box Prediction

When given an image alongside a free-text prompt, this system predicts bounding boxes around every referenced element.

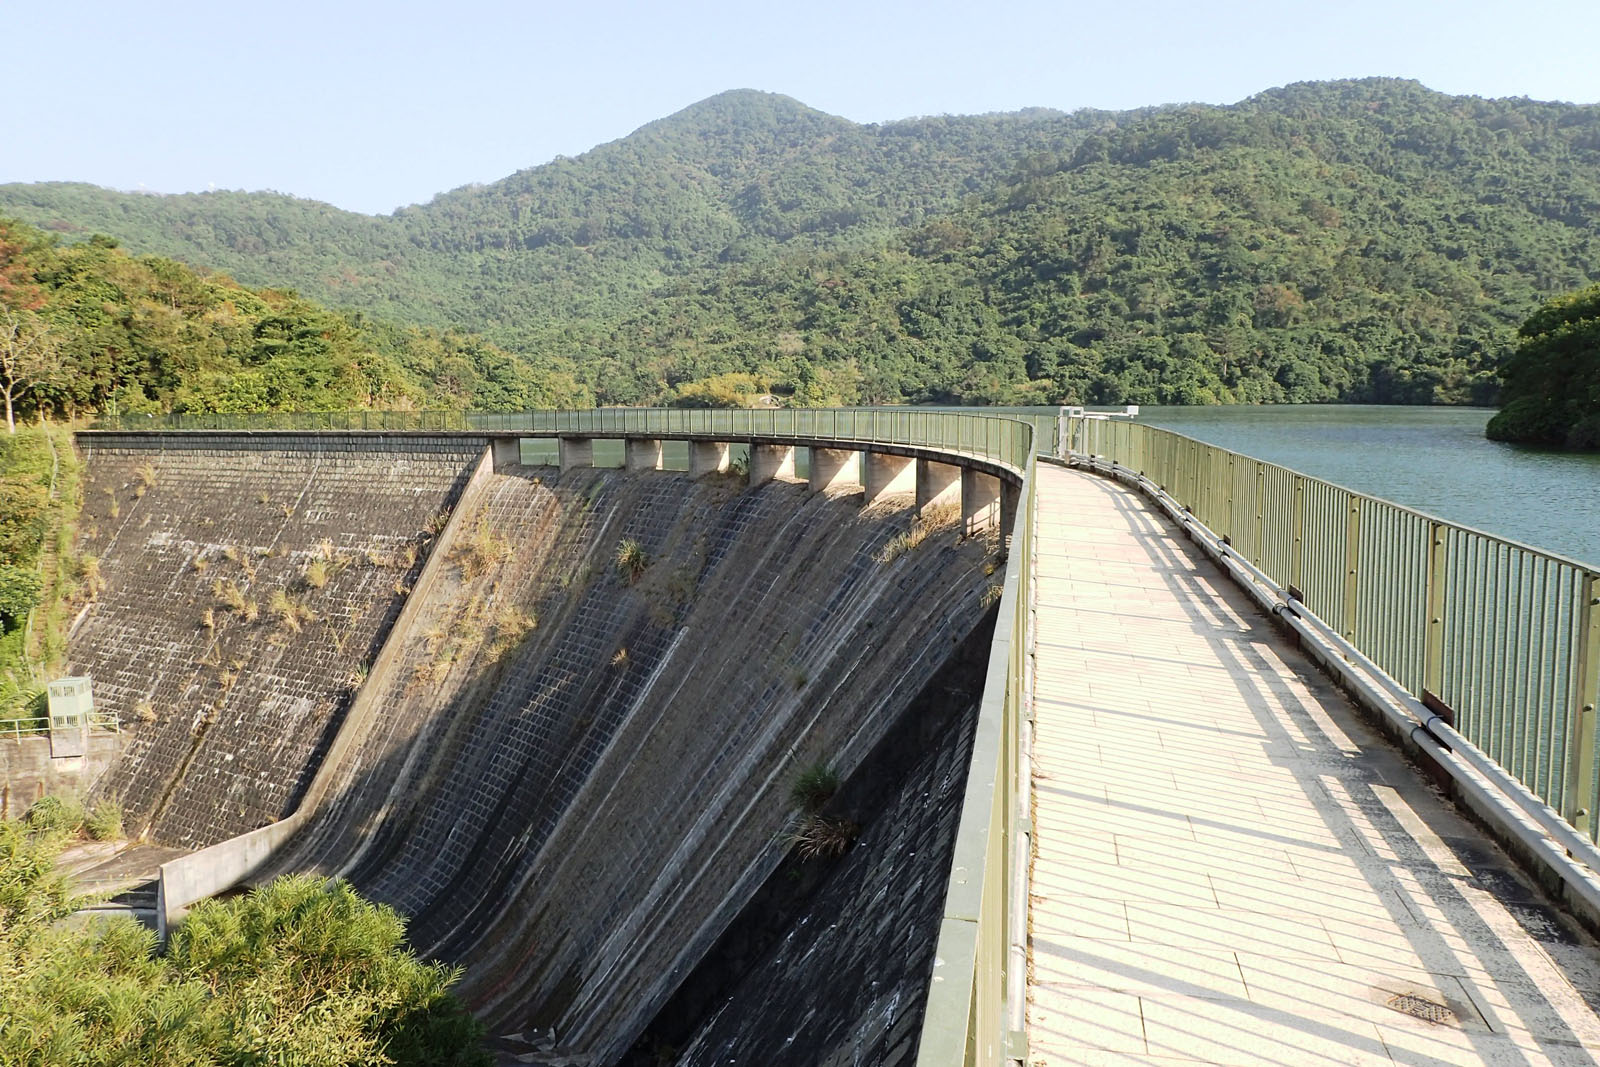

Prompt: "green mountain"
[0,218,590,421]
[4,80,1599,406]
[0,92,1091,346]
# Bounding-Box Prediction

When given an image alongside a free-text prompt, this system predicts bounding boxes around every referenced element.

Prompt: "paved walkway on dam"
[1026,463,1600,1067]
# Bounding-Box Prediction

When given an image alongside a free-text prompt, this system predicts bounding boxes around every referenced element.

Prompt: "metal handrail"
[1068,415,1600,843]
[0,711,120,742]
[87,406,1057,476]
[915,446,1035,1067]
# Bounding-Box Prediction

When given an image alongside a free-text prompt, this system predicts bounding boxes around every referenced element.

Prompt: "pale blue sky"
[8,0,1597,216]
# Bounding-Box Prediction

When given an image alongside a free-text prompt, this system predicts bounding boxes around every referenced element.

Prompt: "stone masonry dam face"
[72,433,484,846]
[67,436,1000,1065]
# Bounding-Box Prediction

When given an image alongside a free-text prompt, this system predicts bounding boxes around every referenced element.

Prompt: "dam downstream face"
[69,438,1001,1065]
[262,463,999,1063]
[70,433,484,845]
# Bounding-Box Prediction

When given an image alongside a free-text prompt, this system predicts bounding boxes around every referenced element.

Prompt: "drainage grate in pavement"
[1386,992,1455,1024]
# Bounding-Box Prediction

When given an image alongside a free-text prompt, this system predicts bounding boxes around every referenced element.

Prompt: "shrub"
[269,588,315,633]
[84,798,122,841]
[615,538,649,584]
[0,832,491,1067]
[486,607,536,658]
[213,579,246,613]
[304,558,330,589]
[0,564,41,628]
[447,522,508,581]
[789,761,840,813]
[77,555,105,598]
[790,814,859,860]
[23,794,85,836]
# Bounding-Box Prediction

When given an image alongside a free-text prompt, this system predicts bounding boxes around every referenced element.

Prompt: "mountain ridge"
[3,78,1598,407]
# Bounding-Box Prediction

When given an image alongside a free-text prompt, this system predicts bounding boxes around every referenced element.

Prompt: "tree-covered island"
[1487,284,1600,449]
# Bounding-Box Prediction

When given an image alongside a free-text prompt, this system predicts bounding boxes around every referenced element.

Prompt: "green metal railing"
[0,712,121,742]
[90,406,1055,474]
[916,447,1035,1067]
[94,409,472,432]
[1068,415,1600,841]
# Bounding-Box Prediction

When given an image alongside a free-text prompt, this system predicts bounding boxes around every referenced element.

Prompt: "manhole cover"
[1386,992,1455,1024]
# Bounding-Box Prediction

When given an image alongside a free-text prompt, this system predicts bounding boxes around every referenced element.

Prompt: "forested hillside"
[0,218,589,422]
[4,79,1599,406]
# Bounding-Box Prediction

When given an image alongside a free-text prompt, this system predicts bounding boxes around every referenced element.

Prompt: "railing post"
[1343,497,1362,642]
[1565,573,1600,836]
[1254,461,1266,567]
[1227,453,1238,542]
[1424,522,1448,699]
[1291,475,1305,594]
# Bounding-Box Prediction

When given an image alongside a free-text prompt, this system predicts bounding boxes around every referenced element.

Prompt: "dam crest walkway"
[1026,464,1600,1066]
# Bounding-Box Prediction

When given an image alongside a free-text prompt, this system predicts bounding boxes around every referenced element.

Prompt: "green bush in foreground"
[0,820,489,1067]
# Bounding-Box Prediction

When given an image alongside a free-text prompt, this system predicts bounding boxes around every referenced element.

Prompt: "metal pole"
[1565,573,1600,836]
[1254,461,1266,568]
[1343,497,1363,642]
[1424,522,1448,699]
[1291,475,1305,596]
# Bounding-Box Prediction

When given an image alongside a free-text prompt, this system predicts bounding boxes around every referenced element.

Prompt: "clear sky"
[8,0,1597,216]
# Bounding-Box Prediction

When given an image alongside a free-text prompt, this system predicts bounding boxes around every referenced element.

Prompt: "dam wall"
[256,463,999,1063]
[70,433,484,846]
[626,616,991,1067]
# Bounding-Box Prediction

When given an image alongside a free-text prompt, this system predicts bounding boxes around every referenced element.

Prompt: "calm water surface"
[1136,406,1600,568]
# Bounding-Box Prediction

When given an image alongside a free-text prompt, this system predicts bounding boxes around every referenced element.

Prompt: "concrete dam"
[65,431,1008,1065]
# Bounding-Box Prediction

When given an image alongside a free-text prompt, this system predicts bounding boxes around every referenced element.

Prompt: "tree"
[1486,285,1600,450]
[0,310,62,433]
[0,816,492,1067]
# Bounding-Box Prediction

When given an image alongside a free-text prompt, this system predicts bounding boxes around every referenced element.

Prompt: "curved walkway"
[1027,464,1600,1066]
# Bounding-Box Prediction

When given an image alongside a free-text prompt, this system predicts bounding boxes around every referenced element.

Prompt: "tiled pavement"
[1027,464,1600,1066]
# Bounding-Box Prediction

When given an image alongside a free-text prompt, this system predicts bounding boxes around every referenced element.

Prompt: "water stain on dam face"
[69,439,1001,1065]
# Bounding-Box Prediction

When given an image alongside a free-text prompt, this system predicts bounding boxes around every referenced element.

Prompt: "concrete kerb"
[156,445,499,937]
[1064,451,1600,941]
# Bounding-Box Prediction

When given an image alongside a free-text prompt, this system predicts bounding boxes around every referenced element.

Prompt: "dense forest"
[3,79,1599,407]
[0,218,590,422]
[1487,284,1600,448]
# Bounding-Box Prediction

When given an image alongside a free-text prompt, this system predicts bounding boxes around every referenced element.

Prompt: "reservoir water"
[1135,405,1600,569]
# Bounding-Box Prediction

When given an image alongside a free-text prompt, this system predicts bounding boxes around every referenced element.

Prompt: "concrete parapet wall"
[157,812,305,939]
[70,433,484,848]
[0,732,123,817]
